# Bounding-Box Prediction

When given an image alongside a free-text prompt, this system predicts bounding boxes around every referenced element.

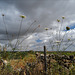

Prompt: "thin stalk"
[24,20,36,35]
[58,18,63,51]
[2,16,9,41]
[62,38,75,51]
[14,20,36,49]
[63,40,75,51]
[46,30,54,51]
[59,30,70,51]
[16,25,40,48]
[58,18,71,51]
[15,18,23,49]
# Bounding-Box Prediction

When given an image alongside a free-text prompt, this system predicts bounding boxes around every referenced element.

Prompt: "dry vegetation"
[0,51,75,75]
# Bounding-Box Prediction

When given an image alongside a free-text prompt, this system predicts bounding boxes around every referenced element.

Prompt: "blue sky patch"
[69,23,75,29]
[36,39,42,43]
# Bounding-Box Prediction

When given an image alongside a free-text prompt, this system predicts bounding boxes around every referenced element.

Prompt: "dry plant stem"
[57,18,64,51]
[17,25,40,47]
[7,34,15,49]
[46,30,51,49]
[24,20,36,35]
[15,20,36,49]
[62,39,75,51]
[46,30,54,51]
[59,18,71,50]
[2,16,9,42]
[59,18,63,40]
[15,18,23,49]
[63,39,73,50]
[59,31,70,51]
[63,41,74,51]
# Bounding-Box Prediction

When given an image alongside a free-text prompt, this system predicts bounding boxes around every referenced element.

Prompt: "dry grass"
[9,54,36,70]
[0,51,75,75]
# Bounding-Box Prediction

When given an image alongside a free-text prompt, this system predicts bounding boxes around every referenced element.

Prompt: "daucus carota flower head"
[62,16,65,19]
[20,15,26,18]
[55,41,61,43]
[66,26,70,30]
[57,19,60,22]
[68,38,71,41]
[45,28,48,31]
[2,14,4,16]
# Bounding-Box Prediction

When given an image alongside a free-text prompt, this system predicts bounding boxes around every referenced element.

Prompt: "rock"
[61,55,69,60]
[69,55,74,60]
[0,59,8,69]
[57,60,64,65]
[62,59,66,63]
[64,63,71,69]
[55,55,62,60]
[1,59,8,65]
[27,62,35,68]
[50,54,55,59]
[46,54,49,58]
[35,52,40,57]
[0,59,8,68]
[40,54,44,60]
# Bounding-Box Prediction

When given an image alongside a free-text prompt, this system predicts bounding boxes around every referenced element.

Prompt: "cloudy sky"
[0,0,75,51]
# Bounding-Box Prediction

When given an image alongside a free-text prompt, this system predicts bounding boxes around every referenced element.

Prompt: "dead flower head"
[66,26,70,30]
[45,28,48,31]
[20,15,26,18]
[57,19,60,22]
[62,16,65,19]
[68,39,71,41]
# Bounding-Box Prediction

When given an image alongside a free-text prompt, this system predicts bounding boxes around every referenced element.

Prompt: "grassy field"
[0,51,75,75]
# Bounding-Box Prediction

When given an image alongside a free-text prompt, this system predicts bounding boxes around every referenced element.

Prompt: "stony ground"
[0,51,75,75]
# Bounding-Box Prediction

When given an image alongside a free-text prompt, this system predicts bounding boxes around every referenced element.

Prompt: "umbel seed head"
[57,19,60,22]
[20,15,26,18]
[45,28,48,30]
[68,39,71,41]
[66,26,70,30]
[62,16,65,19]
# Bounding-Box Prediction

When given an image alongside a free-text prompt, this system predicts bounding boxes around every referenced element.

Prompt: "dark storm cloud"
[0,0,75,45]
[0,0,72,32]
[12,0,75,32]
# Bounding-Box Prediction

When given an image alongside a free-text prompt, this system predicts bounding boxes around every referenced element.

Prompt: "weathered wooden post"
[44,45,47,75]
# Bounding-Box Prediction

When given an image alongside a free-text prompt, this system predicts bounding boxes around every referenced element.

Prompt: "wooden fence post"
[44,45,47,75]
